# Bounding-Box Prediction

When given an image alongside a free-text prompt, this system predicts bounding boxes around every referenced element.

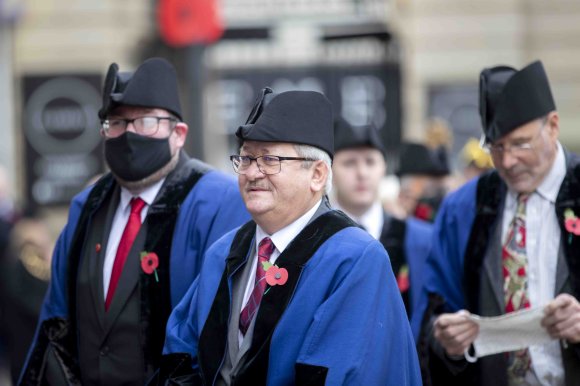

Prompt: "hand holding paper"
[542,293,580,343]
[433,310,479,357]
[463,307,553,362]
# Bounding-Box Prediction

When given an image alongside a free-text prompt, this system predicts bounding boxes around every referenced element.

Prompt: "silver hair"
[293,144,333,195]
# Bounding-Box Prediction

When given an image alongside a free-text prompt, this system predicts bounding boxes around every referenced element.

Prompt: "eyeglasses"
[101,116,178,138]
[485,121,546,157]
[230,155,315,175]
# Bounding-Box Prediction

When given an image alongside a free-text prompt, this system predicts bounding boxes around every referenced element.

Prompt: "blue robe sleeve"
[169,171,249,306]
[295,241,422,385]
[404,217,433,331]
[410,179,478,341]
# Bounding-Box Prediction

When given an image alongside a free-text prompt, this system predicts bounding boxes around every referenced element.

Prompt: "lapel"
[102,222,148,335]
[198,221,255,385]
[464,171,505,312]
[88,187,120,332]
[481,203,505,314]
[231,240,257,363]
[67,174,116,339]
[555,242,570,295]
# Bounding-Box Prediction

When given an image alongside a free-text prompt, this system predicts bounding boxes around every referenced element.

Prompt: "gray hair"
[293,144,333,195]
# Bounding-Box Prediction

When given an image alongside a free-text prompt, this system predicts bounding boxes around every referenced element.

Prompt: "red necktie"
[239,237,275,336]
[502,193,532,380]
[105,197,146,311]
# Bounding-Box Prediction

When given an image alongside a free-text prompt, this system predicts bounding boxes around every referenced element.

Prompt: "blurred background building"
[2,0,580,215]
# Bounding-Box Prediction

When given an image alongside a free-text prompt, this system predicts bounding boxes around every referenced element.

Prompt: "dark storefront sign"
[22,75,103,206]
[209,63,401,166]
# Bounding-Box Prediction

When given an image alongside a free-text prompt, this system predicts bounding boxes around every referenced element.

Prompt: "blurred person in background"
[461,137,495,181]
[156,88,421,385]
[397,142,450,222]
[331,117,433,323]
[19,57,249,385]
[0,208,52,385]
[415,60,580,386]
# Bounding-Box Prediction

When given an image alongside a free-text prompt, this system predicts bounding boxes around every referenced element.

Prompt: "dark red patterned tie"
[502,193,532,381]
[239,237,275,335]
[105,197,146,311]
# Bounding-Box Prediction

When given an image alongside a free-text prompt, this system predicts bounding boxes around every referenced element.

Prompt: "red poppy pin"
[261,261,288,292]
[396,265,409,293]
[95,243,102,253]
[140,251,159,282]
[414,203,434,221]
[564,209,580,244]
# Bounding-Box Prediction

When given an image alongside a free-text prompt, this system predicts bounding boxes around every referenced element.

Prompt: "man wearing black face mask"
[19,57,250,386]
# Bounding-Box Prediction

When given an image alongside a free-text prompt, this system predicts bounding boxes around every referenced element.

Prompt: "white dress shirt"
[103,178,165,298]
[501,142,566,386]
[334,201,384,240]
[238,199,322,346]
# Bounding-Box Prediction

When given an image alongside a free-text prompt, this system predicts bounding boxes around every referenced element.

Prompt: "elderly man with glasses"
[154,87,422,385]
[415,60,580,386]
[19,58,249,386]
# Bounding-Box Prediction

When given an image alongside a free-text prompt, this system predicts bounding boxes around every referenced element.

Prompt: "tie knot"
[258,237,275,260]
[130,197,146,215]
[518,193,530,204]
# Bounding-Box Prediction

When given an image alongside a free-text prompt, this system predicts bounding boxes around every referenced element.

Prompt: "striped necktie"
[239,237,275,336]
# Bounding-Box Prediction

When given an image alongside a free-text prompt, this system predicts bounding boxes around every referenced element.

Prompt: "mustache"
[245,182,271,191]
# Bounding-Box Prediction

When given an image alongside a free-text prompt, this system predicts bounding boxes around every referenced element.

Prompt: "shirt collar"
[536,141,566,203]
[334,201,383,239]
[119,177,166,211]
[255,199,322,254]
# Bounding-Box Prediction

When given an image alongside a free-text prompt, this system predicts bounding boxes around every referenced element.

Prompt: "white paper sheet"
[464,307,555,362]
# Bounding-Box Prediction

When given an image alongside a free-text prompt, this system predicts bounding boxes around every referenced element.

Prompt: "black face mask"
[104,132,172,181]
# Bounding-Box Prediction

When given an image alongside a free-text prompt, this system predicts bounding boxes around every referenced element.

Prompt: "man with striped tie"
[156,87,422,385]
[415,60,580,386]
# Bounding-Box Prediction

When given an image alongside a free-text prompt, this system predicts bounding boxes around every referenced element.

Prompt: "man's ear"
[173,122,189,148]
[546,111,560,140]
[310,160,329,193]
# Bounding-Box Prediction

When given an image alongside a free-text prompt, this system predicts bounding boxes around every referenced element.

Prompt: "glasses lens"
[104,119,126,137]
[136,117,159,135]
[258,156,281,174]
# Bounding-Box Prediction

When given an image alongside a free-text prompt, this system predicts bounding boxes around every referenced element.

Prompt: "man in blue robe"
[19,57,249,385]
[331,117,432,326]
[414,60,580,386]
[155,87,422,385]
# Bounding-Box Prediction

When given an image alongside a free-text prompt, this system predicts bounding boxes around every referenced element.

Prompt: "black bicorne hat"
[333,116,385,155]
[235,88,334,158]
[98,57,182,120]
[479,60,556,143]
[396,143,449,177]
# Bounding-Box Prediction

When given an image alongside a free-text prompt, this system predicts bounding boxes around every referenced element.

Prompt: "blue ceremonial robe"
[413,157,580,386]
[162,211,422,385]
[20,155,250,385]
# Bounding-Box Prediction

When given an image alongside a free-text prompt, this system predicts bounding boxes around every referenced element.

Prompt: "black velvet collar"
[463,170,505,311]
[198,210,357,385]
